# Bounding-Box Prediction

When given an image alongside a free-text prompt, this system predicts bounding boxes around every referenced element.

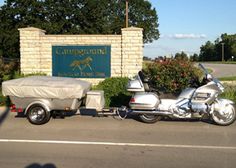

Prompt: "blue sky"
[146,0,236,58]
[1,0,236,58]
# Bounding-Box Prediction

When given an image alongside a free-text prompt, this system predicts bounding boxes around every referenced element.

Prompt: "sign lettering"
[52,46,111,78]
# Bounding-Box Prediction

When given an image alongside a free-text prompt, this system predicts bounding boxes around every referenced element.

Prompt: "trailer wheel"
[26,104,51,125]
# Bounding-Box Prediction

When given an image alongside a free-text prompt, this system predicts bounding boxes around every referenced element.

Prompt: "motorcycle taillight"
[130,98,135,103]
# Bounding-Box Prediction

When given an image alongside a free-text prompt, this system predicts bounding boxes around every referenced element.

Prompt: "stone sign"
[18,27,143,84]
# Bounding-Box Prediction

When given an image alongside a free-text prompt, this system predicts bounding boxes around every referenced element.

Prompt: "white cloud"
[161,34,207,39]
[174,34,206,39]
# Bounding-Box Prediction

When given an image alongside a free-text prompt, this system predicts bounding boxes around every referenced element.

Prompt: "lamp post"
[126,0,128,27]
[221,43,225,62]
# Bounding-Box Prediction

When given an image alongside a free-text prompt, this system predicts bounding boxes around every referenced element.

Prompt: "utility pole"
[221,43,225,62]
[126,0,128,27]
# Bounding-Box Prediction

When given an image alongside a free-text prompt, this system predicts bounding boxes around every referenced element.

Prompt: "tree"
[0,0,160,58]
[143,56,152,61]
[199,34,236,61]
[127,0,159,43]
[190,53,199,62]
[199,41,216,61]
[231,43,236,60]
[216,34,236,61]
[174,51,188,60]
[0,0,43,58]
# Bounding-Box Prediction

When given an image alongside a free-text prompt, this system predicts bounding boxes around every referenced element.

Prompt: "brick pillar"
[18,27,45,74]
[121,27,143,77]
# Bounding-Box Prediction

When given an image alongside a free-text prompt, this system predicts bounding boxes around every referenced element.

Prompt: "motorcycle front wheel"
[211,104,236,126]
[139,114,162,124]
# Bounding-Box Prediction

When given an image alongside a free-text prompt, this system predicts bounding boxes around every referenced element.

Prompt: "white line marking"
[0,139,235,150]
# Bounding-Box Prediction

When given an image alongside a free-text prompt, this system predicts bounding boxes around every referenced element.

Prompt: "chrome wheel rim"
[29,107,46,122]
[212,104,235,124]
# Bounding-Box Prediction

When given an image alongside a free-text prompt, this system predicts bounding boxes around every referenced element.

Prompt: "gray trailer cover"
[2,76,91,99]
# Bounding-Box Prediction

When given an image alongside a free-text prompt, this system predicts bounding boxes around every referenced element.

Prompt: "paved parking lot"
[202,63,236,77]
[0,110,236,168]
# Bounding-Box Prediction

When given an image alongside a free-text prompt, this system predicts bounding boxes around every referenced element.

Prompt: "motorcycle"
[126,63,236,126]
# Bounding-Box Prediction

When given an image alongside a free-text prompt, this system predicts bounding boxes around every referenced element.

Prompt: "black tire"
[139,114,162,124]
[26,104,51,125]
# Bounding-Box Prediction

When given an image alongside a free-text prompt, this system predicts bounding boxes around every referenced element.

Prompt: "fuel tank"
[129,92,160,110]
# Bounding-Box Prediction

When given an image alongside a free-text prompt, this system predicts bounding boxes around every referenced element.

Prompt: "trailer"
[2,76,100,124]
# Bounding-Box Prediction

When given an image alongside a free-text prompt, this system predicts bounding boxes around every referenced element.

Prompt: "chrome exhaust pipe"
[131,110,172,115]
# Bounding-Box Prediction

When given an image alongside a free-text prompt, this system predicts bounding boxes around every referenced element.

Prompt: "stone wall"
[18,27,143,84]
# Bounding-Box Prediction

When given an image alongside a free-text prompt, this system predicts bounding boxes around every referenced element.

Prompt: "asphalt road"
[0,109,236,168]
[201,63,236,78]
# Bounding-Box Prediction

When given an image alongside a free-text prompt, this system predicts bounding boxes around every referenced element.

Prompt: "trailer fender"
[25,100,51,115]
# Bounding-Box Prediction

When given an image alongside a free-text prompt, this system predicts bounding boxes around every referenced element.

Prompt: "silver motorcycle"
[126,63,236,126]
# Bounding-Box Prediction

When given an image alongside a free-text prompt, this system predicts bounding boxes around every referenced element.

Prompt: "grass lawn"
[220,85,236,103]
[219,76,236,81]
[206,68,213,73]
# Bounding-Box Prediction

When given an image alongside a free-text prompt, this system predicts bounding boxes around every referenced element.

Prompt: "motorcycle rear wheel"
[211,104,236,126]
[139,114,162,124]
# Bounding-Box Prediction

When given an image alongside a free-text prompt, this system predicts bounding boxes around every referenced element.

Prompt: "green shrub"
[13,71,46,79]
[94,77,131,107]
[0,88,11,106]
[2,70,47,81]
[0,88,6,106]
[0,57,18,84]
[144,59,201,93]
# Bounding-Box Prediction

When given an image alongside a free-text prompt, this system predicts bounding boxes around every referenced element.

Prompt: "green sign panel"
[52,45,111,78]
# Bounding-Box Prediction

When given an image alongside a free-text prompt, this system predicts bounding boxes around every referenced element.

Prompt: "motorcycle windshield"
[199,63,209,75]
[198,63,224,92]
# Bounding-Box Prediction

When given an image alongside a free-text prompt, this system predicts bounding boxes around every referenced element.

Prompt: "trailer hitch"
[97,106,131,120]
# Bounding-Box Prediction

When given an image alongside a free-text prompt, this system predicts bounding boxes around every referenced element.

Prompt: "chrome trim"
[131,110,172,115]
